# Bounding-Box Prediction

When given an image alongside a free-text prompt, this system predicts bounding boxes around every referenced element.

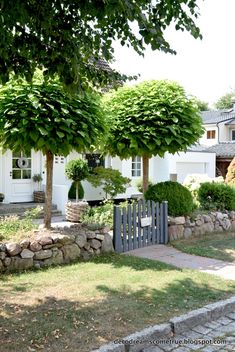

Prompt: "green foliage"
[104,80,204,159]
[183,174,224,205]
[32,174,43,183]
[0,207,41,242]
[65,159,89,183]
[145,181,195,216]
[87,167,131,198]
[65,159,89,202]
[193,97,210,111]
[225,157,235,186]
[215,91,235,109]
[68,181,84,200]
[0,79,107,156]
[136,179,154,193]
[198,182,235,211]
[0,2,201,90]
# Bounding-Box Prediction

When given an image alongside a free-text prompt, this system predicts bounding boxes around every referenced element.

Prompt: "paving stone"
[215,317,232,325]
[180,331,202,340]
[174,347,191,352]
[204,322,222,330]
[143,347,164,352]
[192,326,212,335]
[225,312,235,320]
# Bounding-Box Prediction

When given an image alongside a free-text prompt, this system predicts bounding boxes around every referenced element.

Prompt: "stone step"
[0,203,60,218]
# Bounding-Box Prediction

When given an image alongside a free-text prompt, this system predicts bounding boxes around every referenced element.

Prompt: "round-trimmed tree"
[65,159,89,202]
[0,79,106,228]
[104,80,204,192]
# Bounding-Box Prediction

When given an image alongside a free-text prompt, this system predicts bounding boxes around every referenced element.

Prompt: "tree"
[215,91,235,109]
[0,78,106,228]
[193,98,210,111]
[65,159,89,202]
[0,1,202,90]
[104,80,204,193]
[225,157,235,186]
[87,166,131,199]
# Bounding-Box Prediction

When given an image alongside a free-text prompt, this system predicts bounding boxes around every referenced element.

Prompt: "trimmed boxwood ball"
[198,182,235,211]
[145,181,194,216]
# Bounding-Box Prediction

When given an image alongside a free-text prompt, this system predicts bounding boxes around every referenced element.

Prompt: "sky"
[111,0,235,108]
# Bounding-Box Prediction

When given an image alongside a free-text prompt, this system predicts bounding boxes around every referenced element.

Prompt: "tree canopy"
[214,91,235,110]
[193,97,210,111]
[0,1,202,90]
[0,78,106,227]
[104,80,204,191]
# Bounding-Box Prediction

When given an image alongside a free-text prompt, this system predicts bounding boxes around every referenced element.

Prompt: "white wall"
[199,124,218,146]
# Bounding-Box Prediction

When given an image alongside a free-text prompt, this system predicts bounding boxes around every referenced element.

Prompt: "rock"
[30,241,42,252]
[203,215,212,223]
[6,242,21,256]
[34,249,53,260]
[86,231,96,239]
[229,211,235,220]
[195,219,203,226]
[3,257,11,266]
[34,262,41,269]
[95,234,105,241]
[51,233,75,245]
[216,212,223,220]
[20,239,30,249]
[0,252,6,260]
[0,244,6,252]
[75,233,87,248]
[222,218,231,231]
[80,249,91,260]
[100,226,111,234]
[62,244,80,262]
[173,217,186,225]
[8,257,33,271]
[84,243,90,250]
[168,225,184,241]
[0,260,3,271]
[183,227,192,239]
[89,239,102,250]
[20,249,34,259]
[44,250,64,266]
[101,234,114,253]
[94,248,101,255]
[202,222,214,233]
[88,248,94,254]
[43,243,63,249]
[38,236,53,246]
[231,220,235,230]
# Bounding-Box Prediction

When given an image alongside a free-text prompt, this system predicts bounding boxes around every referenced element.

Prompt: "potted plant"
[65,158,89,222]
[0,193,4,203]
[32,174,45,203]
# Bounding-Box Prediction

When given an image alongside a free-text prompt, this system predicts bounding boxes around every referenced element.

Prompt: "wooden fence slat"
[133,203,137,249]
[163,201,168,244]
[147,200,151,245]
[151,201,156,244]
[156,202,160,244]
[127,204,132,251]
[123,207,127,252]
[142,199,147,247]
[113,206,122,253]
[160,203,164,244]
[137,200,142,248]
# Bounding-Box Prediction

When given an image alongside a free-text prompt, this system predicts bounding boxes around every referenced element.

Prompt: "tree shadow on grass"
[1,276,235,352]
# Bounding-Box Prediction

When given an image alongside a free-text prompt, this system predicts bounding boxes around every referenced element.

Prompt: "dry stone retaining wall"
[0,225,114,273]
[168,211,235,241]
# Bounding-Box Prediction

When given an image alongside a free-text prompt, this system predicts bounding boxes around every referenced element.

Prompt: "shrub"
[68,181,84,200]
[87,166,131,199]
[198,182,235,211]
[65,159,89,201]
[144,181,194,216]
[183,174,224,205]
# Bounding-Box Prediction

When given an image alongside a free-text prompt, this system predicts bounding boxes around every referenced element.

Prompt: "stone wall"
[169,211,235,241]
[0,225,114,273]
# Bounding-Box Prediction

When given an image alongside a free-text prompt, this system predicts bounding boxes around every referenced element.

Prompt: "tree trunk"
[142,154,149,194]
[44,150,54,229]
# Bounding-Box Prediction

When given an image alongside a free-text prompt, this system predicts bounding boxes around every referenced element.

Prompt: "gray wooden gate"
[113,199,168,253]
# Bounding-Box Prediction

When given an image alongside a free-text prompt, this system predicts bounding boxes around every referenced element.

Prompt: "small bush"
[145,181,194,216]
[68,181,84,200]
[136,178,154,193]
[198,182,235,211]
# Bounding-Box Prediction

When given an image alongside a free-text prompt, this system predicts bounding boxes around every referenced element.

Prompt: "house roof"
[201,110,235,124]
[203,142,235,158]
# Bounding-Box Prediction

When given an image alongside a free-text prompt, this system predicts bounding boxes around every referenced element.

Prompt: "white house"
[0,145,216,214]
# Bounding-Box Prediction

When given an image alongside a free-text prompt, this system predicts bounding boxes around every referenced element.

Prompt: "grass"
[171,232,235,262]
[1,253,235,352]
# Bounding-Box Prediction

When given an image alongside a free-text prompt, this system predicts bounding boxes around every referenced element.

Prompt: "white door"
[4,150,33,202]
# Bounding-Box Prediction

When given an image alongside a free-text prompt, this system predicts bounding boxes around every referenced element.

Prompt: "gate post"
[113,206,122,253]
[162,201,168,244]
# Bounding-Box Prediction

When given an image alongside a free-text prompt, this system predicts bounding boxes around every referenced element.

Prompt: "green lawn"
[1,253,235,352]
[171,232,235,262]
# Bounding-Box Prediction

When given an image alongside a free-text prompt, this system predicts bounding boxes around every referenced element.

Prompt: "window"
[85,154,105,171]
[207,130,216,139]
[132,156,141,177]
[54,156,65,164]
[232,130,235,141]
[12,151,31,179]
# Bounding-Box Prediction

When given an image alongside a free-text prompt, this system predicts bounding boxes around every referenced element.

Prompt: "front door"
[5,150,33,202]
